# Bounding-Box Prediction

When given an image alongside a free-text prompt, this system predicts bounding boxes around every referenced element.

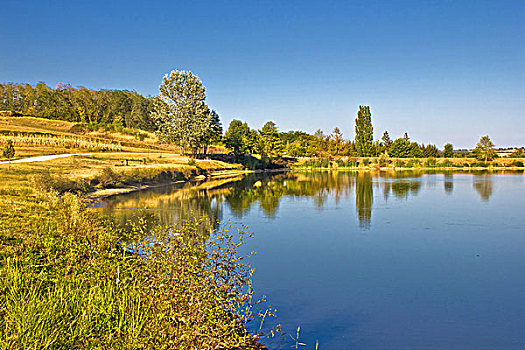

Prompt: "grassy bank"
[0,155,264,348]
[0,153,243,196]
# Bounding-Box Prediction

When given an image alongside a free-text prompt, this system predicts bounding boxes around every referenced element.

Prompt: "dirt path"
[0,152,167,165]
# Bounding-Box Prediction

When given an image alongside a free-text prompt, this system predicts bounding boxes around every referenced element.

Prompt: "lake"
[97,170,525,349]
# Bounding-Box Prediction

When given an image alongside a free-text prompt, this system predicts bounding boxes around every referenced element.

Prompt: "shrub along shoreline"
[294,156,525,170]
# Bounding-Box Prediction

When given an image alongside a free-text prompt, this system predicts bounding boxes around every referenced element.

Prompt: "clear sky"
[1,0,524,148]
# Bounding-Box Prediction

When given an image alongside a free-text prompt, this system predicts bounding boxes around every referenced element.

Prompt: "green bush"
[406,159,420,168]
[424,157,437,167]
[378,153,390,167]
[512,160,524,167]
[2,139,15,160]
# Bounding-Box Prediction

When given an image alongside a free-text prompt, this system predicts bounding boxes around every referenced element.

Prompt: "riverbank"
[0,153,267,349]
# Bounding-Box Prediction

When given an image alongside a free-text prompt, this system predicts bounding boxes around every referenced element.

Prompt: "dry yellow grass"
[0,116,75,134]
[0,116,177,156]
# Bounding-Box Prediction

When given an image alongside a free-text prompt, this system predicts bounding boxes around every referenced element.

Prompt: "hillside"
[0,116,179,158]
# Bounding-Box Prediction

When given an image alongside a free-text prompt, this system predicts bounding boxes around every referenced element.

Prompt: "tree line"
[2,72,519,161]
[0,82,155,131]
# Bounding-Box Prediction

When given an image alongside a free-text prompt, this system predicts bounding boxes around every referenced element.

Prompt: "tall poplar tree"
[354,105,374,157]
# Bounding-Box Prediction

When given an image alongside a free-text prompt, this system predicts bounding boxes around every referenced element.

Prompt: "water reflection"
[444,174,454,194]
[98,170,502,232]
[473,174,493,201]
[356,172,373,228]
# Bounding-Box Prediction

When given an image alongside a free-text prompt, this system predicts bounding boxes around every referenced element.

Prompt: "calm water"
[97,171,525,349]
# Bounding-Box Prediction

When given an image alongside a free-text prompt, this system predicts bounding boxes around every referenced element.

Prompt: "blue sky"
[1,0,524,148]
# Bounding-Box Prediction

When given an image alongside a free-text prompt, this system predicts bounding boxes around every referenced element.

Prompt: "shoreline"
[86,164,523,206]
[87,167,291,203]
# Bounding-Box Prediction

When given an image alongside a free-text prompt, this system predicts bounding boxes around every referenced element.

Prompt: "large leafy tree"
[474,135,496,162]
[354,105,374,157]
[223,120,251,158]
[258,121,284,158]
[443,143,454,158]
[151,70,212,155]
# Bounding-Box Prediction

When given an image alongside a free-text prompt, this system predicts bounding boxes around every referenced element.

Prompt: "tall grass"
[0,185,264,348]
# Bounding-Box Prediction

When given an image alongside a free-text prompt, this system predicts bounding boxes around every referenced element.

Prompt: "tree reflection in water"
[473,174,493,202]
[444,174,454,194]
[356,172,373,228]
[99,171,496,234]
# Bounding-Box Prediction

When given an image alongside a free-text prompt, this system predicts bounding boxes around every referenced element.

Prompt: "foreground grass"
[0,162,262,349]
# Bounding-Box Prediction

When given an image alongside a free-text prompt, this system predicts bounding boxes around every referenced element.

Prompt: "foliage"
[301,158,332,168]
[354,106,374,157]
[389,138,411,158]
[201,110,223,153]
[330,127,344,155]
[258,121,284,158]
[378,152,390,167]
[279,130,309,144]
[474,135,496,162]
[424,157,437,167]
[2,139,15,159]
[223,120,253,158]
[409,142,423,158]
[0,82,155,130]
[421,144,439,158]
[443,143,454,158]
[510,148,525,158]
[381,131,393,153]
[285,134,317,157]
[152,70,215,156]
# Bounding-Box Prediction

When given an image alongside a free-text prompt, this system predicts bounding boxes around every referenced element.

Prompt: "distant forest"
[0,82,155,131]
